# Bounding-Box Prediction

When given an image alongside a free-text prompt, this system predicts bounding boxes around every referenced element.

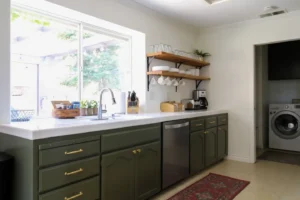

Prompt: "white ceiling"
[133,0,300,27]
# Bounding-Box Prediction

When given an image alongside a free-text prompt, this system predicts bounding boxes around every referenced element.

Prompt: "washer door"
[271,111,300,139]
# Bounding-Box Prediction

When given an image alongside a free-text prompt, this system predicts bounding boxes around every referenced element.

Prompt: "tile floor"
[152,160,300,200]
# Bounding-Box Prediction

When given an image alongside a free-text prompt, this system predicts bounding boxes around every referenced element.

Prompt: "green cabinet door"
[101,148,136,200]
[135,141,161,200]
[205,128,218,166]
[218,125,228,160]
[190,131,205,175]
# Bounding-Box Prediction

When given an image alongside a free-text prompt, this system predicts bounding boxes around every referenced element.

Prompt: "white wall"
[46,0,199,112]
[0,0,11,124]
[197,11,300,163]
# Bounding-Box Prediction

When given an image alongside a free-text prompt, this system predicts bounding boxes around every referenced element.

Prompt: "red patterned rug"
[167,173,250,200]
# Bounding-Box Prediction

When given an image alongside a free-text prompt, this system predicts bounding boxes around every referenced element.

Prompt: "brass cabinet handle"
[209,121,216,124]
[204,131,208,134]
[137,149,141,153]
[65,191,83,200]
[196,124,203,126]
[132,150,137,154]
[65,149,83,155]
[64,168,83,176]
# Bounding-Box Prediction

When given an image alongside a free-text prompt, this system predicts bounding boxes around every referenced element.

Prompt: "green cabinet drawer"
[101,125,161,153]
[205,116,217,128]
[191,118,205,132]
[39,176,99,200]
[218,115,228,126]
[39,140,100,167]
[39,156,100,193]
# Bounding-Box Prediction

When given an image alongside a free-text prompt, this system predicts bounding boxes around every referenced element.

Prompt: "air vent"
[260,8,288,18]
[204,0,228,5]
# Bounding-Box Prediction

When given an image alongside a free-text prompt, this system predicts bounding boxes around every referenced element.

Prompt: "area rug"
[167,173,250,200]
[258,150,300,166]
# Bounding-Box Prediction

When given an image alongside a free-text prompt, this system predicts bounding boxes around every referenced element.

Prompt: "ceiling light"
[204,0,229,5]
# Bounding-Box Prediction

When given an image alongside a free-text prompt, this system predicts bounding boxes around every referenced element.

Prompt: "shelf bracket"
[196,80,202,89]
[147,57,153,91]
[175,78,183,92]
[175,63,183,69]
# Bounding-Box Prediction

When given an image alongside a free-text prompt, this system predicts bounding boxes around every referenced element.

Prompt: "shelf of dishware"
[147,52,210,68]
[147,71,211,81]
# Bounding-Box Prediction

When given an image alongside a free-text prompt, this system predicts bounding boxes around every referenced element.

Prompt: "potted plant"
[89,100,98,116]
[80,100,88,116]
[194,50,211,61]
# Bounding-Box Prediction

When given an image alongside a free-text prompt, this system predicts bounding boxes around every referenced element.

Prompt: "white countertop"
[0,110,227,140]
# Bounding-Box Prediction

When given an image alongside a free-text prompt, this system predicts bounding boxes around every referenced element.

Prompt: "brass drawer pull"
[64,168,83,176]
[65,191,83,200]
[196,124,203,126]
[137,149,141,153]
[65,149,83,155]
[132,150,137,154]
[209,121,216,124]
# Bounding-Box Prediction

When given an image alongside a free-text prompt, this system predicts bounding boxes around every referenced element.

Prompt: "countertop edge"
[0,110,228,140]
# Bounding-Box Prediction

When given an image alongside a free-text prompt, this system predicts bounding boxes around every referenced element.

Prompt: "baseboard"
[226,155,252,163]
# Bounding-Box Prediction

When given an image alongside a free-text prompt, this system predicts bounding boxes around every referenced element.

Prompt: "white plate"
[152,66,170,71]
[169,68,179,73]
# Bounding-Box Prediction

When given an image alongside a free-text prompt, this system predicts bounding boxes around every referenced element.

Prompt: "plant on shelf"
[194,50,211,61]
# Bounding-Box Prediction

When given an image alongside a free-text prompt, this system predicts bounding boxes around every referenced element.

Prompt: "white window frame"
[11,3,133,116]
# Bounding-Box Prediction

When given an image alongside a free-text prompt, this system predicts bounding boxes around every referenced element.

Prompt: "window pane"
[11,8,79,118]
[81,28,131,103]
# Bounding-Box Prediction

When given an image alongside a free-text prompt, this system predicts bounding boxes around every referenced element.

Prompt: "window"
[11,7,131,118]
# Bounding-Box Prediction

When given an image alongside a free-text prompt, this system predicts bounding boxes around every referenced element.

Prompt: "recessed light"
[204,0,229,5]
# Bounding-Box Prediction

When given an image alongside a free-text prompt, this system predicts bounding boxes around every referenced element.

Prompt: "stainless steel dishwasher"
[162,120,190,189]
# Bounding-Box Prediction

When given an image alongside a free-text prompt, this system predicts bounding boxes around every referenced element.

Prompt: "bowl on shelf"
[169,68,180,73]
[152,66,170,71]
[179,70,185,74]
[185,71,193,75]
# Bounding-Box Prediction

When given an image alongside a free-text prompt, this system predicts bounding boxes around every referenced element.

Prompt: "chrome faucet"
[98,88,116,120]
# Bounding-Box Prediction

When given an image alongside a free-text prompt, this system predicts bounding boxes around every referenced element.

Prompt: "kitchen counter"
[0,110,227,140]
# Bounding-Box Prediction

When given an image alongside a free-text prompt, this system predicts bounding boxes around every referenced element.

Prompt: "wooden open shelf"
[147,52,210,68]
[147,71,211,81]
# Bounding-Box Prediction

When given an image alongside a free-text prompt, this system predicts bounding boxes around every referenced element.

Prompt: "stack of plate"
[152,66,170,71]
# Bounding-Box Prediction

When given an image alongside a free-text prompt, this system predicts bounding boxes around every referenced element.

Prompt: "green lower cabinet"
[135,141,161,200]
[39,176,99,200]
[218,125,228,160]
[101,148,136,200]
[101,141,161,200]
[205,128,218,166]
[190,131,205,175]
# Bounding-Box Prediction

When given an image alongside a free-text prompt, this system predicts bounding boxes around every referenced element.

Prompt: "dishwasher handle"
[164,122,189,129]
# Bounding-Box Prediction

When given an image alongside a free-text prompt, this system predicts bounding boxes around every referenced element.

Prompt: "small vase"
[93,107,98,116]
[80,108,87,116]
[199,56,204,62]
[87,108,94,116]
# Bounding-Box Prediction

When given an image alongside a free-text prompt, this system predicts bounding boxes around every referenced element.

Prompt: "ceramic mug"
[165,77,173,86]
[179,79,186,86]
[173,79,179,86]
[150,77,157,85]
[158,76,165,85]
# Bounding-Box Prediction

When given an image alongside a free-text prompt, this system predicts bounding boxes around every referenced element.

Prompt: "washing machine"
[269,104,300,152]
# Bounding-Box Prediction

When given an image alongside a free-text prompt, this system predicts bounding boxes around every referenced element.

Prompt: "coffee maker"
[193,90,208,110]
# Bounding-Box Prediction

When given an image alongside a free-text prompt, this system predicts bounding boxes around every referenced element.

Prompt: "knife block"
[127,100,139,114]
